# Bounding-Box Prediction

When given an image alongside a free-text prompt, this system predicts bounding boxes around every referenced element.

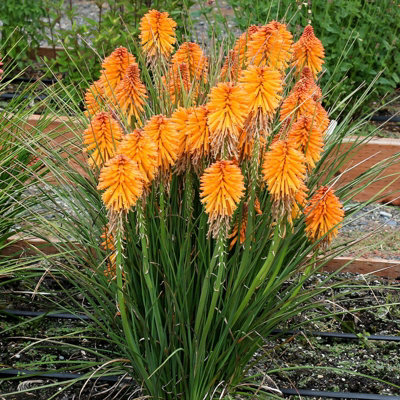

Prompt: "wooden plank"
[321,257,400,279]
[23,115,400,202]
[29,46,65,60]
[334,137,400,203]
[1,235,81,257]
[22,114,88,181]
[2,236,399,279]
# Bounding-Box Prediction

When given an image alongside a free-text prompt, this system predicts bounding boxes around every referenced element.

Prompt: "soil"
[334,202,400,261]
[259,272,400,399]
[1,271,400,399]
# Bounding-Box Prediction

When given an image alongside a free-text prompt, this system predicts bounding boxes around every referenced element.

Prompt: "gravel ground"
[335,202,400,260]
[40,0,102,46]
[38,0,239,47]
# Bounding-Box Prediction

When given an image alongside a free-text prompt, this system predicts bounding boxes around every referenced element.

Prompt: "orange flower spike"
[263,21,293,71]
[101,47,136,98]
[200,160,245,236]
[84,80,105,117]
[288,115,324,169]
[117,129,158,186]
[83,112,124,168]
[220,49,242,82]
[140,9,177,60]
[171,42,208,81]
[97,154,144,212]
[167,63,191,104]
[229,199,262,249]
[200,160,245,216]
[114,63,147,126]
[171,107,193,157]
[143,115,180,173]
[279,76,317,123]
[254,197,263,215]
[313,102,330,132]
[233,25,261,67]
[240,65,283,118]
[187,105,211,162]
[292,25,325,78]
[262,139,306,206]
[290,181,308,222]
[285,66,330,132]
[207,82,249,158]
[229,204,248,249]
[246,21,292,70]
[238,128,266,162]
[305,186,344,246]
[300,66,322,100]
[220,26,260,81]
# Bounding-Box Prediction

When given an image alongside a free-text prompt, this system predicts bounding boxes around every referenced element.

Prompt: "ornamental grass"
[9,10,400,400]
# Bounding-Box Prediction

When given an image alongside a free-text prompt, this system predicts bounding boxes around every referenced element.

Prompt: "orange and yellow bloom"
[171,42,208,81]
[292,25,325,78]
[97,154,144,212]
[288,115,324,169]
[305,186,344,246]
[280,75,318,123]
[240,64,283,123]
[84,80,104,117]
[207,82,249,158]
[187,105,211,164]
[140,9,177,60]
[165,62,192,104]
[117,129,158,185]
[83,112,124,168]
[246,21,293,70]
[200,160,245,236]
[262,139,306,211]
[100,47,136,98]
[143,115,180,174]
[114,63,147,126]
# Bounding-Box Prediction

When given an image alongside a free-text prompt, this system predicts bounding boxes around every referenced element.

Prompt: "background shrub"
[0,0,47,69]
[227,0,400,108]
[0,0,192,89]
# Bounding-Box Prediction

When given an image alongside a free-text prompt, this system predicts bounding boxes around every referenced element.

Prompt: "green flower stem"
[159,181,169,253]
[137,200,164,345]
[231,222,282,327]
[232,128,260,294]
[287,248,319,302]
[200,229,226,348]
[114,214,148,382]
[194,229,225,336]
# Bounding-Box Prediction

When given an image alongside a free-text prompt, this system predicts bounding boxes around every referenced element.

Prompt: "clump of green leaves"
[0,0,47,69]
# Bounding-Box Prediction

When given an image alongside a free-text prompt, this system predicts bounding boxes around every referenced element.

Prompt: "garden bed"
[1,272,399,398]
